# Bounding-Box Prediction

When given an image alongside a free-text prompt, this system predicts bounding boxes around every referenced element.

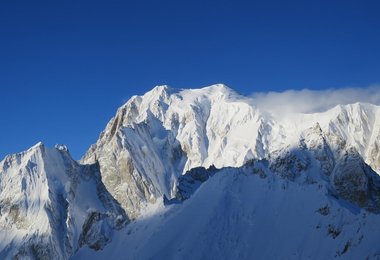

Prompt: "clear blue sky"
[1,0,379,159]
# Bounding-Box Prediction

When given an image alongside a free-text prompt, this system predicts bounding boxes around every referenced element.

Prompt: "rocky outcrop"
[331,148,380,211]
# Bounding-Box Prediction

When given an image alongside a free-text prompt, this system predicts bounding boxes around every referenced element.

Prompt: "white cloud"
[250,85,380,117]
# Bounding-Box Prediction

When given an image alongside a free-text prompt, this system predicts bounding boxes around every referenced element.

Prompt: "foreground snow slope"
[75,164,380,260]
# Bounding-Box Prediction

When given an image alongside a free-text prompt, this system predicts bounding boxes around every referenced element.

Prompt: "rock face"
[331,149,380,210]
[1,85,380,259]
[0,143,127,259]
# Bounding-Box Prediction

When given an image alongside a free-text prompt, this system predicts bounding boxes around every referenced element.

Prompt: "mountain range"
[1,84,380,259]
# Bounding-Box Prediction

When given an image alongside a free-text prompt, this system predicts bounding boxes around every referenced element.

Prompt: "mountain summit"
[1,85,380,259]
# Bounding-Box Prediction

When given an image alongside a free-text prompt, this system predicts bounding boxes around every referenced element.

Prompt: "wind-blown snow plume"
[251,85,380,116]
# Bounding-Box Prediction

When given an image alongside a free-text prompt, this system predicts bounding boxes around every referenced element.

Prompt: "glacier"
[1,84,380,259]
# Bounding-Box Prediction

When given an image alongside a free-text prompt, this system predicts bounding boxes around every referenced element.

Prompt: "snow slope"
[74,163,380,259]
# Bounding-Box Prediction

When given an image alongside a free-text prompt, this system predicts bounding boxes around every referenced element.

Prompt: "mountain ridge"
[1,84,380,259]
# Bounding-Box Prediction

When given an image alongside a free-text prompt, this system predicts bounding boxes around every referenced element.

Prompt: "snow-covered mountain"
[0,143,127,259]
[82,84,380,217]
[1,84,380,259]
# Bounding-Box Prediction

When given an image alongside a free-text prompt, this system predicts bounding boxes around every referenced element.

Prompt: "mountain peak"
[30,141,44,150]
[205,83,232,91]
[15,141,45,158]
[151,85,170,93]
[189,84,235,95]
[144,85,175,99]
